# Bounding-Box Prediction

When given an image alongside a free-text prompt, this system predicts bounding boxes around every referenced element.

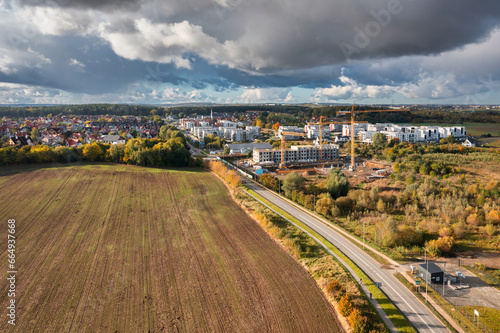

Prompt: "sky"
[0,0,500,105]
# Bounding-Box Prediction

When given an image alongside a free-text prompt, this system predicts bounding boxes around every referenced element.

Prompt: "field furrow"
[0,164,341,332]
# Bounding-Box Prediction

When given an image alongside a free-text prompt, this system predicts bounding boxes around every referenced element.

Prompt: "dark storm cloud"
[3,0,500,102]
[18,0,140,10]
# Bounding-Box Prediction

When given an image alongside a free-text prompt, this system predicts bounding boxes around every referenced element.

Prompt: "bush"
[339,293,353,317]
[475,262,486,271]
[326,280,346,302]
[348,308,368,333]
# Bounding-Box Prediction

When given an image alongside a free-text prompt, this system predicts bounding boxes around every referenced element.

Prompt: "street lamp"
[442,265,446,297]
[422,247,428,299]
[363,220,365,250]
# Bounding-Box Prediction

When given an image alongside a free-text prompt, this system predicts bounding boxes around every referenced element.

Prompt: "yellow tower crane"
[278,130,308,169]
[307,116,368,162]
[337,104,410,171]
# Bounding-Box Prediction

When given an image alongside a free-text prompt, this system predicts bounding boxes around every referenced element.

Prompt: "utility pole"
[442,266,445,297]
[363,220,365,250]
[423,247,428,300]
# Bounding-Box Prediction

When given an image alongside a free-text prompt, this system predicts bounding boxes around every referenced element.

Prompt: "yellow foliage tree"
[348,308,368,333]
[338,293,353,317]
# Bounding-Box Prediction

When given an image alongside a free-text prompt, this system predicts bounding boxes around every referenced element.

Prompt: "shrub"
[475,262,486,271]
[339,293,353,317]
[348,308,368,333]
[326,280,346,302]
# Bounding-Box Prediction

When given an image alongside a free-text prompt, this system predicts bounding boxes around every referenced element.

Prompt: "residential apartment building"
[253,144,339,165]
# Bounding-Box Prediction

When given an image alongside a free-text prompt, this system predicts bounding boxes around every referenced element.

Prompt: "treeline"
[356,109,500,124]
[2,104,498,125]
[0,130,196,168]
[0,104,167,118]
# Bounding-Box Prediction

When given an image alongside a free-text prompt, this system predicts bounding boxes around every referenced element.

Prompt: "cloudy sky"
[1,0,499,105]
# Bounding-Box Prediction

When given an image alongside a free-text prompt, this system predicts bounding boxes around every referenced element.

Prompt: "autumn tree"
[82,142,103,162]
[259,174,279,191]
[326,279,346,302]
[30,128,39,142]
[349,308,368,333]
[316,194,334,216]
[339,293,353,317]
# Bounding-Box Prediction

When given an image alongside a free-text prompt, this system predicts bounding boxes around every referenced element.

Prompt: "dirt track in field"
[0,164,341,332]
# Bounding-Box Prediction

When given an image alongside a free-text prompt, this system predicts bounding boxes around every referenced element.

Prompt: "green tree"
[372,132,387,148]
[446,135,456,144]
[224,145,230,154]
[283,172,305,197]
[325,168,349,198]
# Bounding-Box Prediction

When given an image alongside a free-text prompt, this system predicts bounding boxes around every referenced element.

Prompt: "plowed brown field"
[0,164,341,332]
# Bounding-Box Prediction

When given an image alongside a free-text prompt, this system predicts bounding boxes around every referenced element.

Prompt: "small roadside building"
[418,262,444,284]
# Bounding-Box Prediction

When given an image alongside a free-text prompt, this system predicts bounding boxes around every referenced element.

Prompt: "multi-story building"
[356,124,466,143]
[342,123,369,136]
[245,126,261,137]
[305,125,330,139]
[253,144,339,165]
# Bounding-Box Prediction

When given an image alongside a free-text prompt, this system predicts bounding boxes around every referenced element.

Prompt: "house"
[100,135,126,145]
[65,139,82,148]
[462,137,477,147]
[8,135,33,147]
[418,263,444,284]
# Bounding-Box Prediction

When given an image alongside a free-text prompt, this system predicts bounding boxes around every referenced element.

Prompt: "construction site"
[246,105,409,180]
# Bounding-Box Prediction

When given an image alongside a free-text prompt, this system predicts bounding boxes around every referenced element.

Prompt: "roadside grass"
[398,274,498,333]
[462,306,500,333]
[464,265,500,291]
[241,185,416,333]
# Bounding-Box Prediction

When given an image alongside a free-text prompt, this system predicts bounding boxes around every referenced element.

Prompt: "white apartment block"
[342,123,369,136]
[305,125,330,139]
[245,126,261,137]
[356,123,466,144]
[329,123,344,132]
[220,120,237,128]
[253,144,339,165]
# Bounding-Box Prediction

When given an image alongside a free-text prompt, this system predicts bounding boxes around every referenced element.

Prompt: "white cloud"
[314,74,397,101]
[0,83,63,104]
[237,87,294,103]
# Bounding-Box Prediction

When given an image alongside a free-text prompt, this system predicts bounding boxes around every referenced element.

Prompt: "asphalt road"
[244,180,449,333]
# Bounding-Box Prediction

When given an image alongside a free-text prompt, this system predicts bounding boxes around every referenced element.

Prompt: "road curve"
[244,180,449,333]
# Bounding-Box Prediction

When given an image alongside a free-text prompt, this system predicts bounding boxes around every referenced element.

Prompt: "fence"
[425,281,495,333]
[218,157,256,180]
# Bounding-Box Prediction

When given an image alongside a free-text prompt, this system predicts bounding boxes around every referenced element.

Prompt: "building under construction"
[253,144,339,166]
